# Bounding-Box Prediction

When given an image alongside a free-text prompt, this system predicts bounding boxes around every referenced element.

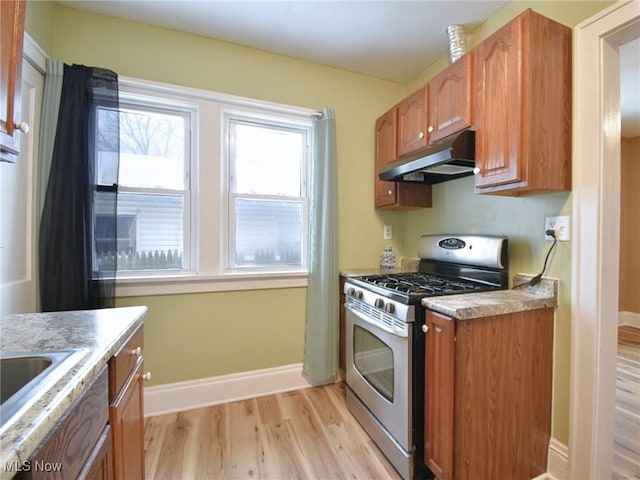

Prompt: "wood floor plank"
[278,389,344,479]
[226,398,268,479]
[193,404,228,479]
[144,382,402,479]
[153,412,196,479]
[143,411,173,478]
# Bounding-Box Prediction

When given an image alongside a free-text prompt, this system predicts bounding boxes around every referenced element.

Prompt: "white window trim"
[222,111,312,274]
[113,76,319,297]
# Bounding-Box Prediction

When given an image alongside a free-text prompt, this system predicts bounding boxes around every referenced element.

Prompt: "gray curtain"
[37,59,64,216]
[303,108,339,384]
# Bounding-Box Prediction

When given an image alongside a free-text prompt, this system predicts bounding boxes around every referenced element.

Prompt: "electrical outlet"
[383,225,393,240]
[545,215,570,241]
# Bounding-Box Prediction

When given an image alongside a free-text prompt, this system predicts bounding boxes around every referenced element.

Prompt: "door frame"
[570,1,640,477]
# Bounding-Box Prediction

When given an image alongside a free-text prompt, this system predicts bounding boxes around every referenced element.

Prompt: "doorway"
[571,1,640,478]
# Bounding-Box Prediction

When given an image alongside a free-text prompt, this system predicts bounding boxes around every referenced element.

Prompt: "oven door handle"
[345,303,408,338]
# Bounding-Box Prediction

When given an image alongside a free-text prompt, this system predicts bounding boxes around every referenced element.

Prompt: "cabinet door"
[424,311,455,480]
[374,108,398,208]
[427,53,473,144]
[79,426,114,480]
[474,16,523,188]
[0,0,26,161]
[397,87,428,157]
[110,362,145,480]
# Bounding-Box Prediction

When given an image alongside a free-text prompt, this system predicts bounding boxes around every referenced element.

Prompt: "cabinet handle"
[422,324,429,333]
[142,372,152,381]
[418,131,425,139]
[15,122,29,134]
[427,125,434,133]
[131,346,142,357]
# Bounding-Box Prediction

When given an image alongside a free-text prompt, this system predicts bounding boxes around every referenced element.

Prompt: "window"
[96,78,316,294]
[226,117,311,271]
[95,95,194,274]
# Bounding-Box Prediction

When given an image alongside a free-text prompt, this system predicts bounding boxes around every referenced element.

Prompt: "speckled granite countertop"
[422,275,558,320]
[0,306,147,473]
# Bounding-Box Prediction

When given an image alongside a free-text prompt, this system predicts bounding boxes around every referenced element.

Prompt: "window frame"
[100,91,198,277]
[111,76,316,297]
[223,112,312,274]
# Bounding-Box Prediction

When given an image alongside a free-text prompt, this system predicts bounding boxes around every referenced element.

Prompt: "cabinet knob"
[142,372,152,381]
[473,167,481,175]
[418,131,425,139]
[422,324,429,333]
[131,346,142,357]
[427,125,434,133]
[15,122,29,134]
[388,189,393,195]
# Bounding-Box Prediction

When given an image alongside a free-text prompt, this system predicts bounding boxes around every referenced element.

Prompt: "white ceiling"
[57,0,508,83]
[58,0,640,137]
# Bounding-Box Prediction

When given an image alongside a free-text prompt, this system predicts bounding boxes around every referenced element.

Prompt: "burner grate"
[359,273,488,297]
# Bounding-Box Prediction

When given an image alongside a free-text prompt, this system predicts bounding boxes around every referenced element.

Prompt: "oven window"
[353,325,394,402]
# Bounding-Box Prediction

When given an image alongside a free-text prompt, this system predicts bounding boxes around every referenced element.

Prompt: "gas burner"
[357,272,487,299]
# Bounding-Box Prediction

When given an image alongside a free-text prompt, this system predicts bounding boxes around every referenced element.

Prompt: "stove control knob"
[347,287,355,297]
[384,303,395,314]
[374,298,384,309]
[355,290,363,300]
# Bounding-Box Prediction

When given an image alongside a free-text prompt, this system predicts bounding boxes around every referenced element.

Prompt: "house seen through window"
[227,118,310,270]
[95,101,190,273]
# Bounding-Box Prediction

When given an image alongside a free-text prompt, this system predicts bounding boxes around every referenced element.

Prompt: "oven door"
[345,303,412,452]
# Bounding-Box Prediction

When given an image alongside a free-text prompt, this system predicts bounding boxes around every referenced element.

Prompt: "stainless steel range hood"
[379,129,476,185]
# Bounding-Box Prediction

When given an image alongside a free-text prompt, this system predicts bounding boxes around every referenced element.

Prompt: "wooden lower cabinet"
[17,368,110,480]
[339,275,346,375]
[79,426,114,480]
[423,308,554,480]
[109,325,145,480]
[109,362,144,479]
[14,326,145,480]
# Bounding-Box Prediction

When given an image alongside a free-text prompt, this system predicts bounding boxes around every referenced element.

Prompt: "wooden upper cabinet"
[0,0,26,162]
[375,106,432,210]
[427,52,474,145]
[375,107,398,208]
[474,9,571,195]
[397,87,428,157]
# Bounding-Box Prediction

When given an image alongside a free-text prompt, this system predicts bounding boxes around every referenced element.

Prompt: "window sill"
[115,271,309,297]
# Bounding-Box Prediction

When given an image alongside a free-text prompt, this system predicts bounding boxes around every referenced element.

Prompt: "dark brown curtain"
[39,64,119,311]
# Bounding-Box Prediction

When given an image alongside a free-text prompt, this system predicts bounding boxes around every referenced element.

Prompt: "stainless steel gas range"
[343,234,508,479]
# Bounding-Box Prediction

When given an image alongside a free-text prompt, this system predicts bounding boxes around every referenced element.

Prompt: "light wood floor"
[144,381,401,479]
[614,325,640,479]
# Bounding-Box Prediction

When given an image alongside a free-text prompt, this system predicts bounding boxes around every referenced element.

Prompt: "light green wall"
[117,289,308,380]
[23,3,405,386]
[25,0,615,447]
[398,0,614,447]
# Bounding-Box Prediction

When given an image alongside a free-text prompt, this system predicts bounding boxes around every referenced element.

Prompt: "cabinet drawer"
[108,326,143,401]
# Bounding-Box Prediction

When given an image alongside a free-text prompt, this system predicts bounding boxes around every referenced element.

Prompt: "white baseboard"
[143,363,314,417]
[547,438,569,480]
[619,311,640,328]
